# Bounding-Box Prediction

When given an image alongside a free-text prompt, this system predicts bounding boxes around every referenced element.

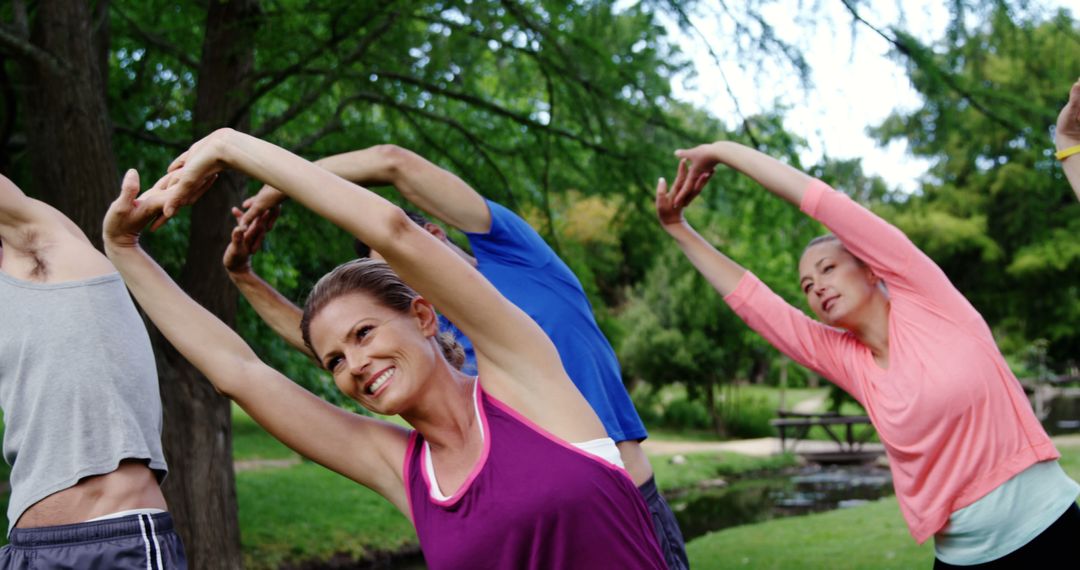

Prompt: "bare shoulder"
[0,199,113,283]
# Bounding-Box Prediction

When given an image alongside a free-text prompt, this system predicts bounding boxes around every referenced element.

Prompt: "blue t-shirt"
[456,200,647,442]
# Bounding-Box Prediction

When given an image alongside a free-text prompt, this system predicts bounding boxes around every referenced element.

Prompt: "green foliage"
[96,1,741,402]
[872,6,1080,368]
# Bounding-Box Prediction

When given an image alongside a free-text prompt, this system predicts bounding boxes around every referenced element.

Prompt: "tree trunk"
[703,377,726,437]
[19,0,117,248]
[157,2,260,568]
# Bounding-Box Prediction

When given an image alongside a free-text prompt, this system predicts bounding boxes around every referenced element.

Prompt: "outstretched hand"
[671,144,719,207]
[223,205,279,273]
[655,157,714,231]
[237,186,288,228]
[1056,77,1080,151]
[104,170,168,249]
[150,129,236,225]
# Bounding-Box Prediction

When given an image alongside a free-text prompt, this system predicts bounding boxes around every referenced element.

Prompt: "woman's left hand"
[1056,78,1080,151]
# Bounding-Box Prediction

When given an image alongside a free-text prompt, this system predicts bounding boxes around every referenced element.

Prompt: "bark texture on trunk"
[157,2,260,568]
[20,0,117,248]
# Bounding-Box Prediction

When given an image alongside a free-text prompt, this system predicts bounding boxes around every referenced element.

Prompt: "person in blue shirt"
[227,144,687,569]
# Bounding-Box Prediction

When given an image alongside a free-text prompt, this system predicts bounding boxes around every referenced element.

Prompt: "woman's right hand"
[153,128,236,222]
[672,143,720,206]
[236,186,288,228]
[656,157,713,232]
[222,206,277,273]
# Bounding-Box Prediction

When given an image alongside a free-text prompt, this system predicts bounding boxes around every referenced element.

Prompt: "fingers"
[248,221,267,252]
[119,169,141,206]
[151,171,174,192]
[167,151,188,173]
[264,205,280,230]
[230,224,247,249]
[149,212,168,232]
[655,176,668,216]
[243,211,270,245]
[673,159,699,207]
[238,205,261,228]
[693,170,714,193]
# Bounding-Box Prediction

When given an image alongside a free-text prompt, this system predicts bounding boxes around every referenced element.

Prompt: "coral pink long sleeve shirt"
[724,180,1058,543]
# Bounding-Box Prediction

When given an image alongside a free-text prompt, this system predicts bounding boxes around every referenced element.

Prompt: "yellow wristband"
[1056,144,1080,161]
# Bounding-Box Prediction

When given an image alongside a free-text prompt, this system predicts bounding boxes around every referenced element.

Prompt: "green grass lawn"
[232,404,298,461]
[232,404,418,569]
[687,497,933,569]
[237,461,415,570]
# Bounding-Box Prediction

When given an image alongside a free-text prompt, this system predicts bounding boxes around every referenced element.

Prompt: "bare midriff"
[15,461,166,528]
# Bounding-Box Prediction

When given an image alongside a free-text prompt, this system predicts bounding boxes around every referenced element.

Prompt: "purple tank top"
[404,382,667,569]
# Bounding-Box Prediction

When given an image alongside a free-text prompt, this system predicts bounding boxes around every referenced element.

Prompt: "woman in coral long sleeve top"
[655,141,1079,568]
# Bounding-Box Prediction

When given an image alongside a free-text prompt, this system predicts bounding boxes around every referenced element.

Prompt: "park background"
[1,0,1079,568]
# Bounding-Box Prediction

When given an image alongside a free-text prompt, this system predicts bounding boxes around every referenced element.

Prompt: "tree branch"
[397,109,517,209]
[372,70,625,158]
[413,12,699,143]
[664,1,762,147]
[112,5,198,69]
[113,124,187,150]
[0,24,69,76]
[248,2,402,136]
[839,0,1023,133]
[231,4,360,125]
[351,90,519,200]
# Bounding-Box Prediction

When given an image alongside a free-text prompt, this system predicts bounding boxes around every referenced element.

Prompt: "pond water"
[667,462,894,541]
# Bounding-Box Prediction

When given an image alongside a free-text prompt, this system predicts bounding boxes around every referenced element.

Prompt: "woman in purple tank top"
[102,129,667,570]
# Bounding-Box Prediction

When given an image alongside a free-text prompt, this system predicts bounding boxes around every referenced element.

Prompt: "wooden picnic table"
[769,410,875,454]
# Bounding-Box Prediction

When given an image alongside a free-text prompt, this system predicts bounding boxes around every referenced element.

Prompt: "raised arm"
[656,160,746,296]
[158,130,604,442]
[239,145,491,233]
[656,161,859,397]
[672,141,815,208]
[1056,78,1080,201]
[104,170,410,510]
[0,174,113,282]
[222,208,312,356]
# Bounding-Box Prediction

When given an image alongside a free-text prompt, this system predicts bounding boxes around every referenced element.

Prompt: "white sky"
[663,1,1075,193]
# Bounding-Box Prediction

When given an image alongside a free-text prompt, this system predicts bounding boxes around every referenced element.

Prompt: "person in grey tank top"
[0,174,186,568]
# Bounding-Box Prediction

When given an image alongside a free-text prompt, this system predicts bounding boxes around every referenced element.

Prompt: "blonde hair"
[300,259,465,370]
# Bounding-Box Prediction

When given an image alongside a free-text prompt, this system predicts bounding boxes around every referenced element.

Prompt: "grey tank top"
[0,270,167,534]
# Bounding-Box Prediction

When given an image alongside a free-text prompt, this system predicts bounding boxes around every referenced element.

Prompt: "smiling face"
[798,239,882,329]
[307,291,441,414]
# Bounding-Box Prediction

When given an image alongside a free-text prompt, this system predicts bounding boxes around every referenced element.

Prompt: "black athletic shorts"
[640,475,690,570]
[0,512,186,569]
